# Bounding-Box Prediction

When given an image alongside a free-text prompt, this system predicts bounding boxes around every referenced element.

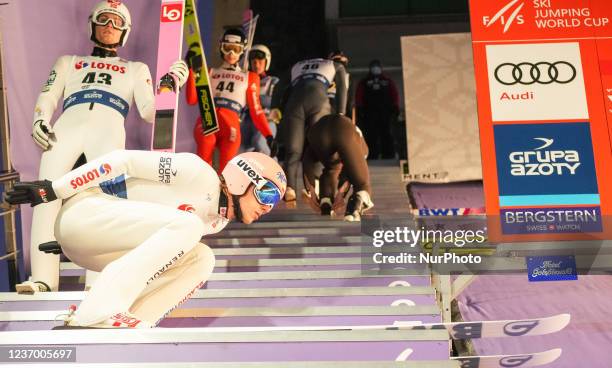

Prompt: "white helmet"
[222,152,286,205]
[249,44,272,71]
[88,0,132,48]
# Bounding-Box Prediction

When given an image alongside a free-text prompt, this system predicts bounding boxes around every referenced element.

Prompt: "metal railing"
[0,22,20,292]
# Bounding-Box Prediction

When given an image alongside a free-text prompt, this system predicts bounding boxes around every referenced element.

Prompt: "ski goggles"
[221,43,244,55]
[253,181,282,208]
[249,50,267,60]
[93,12,128,30]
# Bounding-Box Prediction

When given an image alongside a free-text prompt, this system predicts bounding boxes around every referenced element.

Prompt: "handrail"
[0,170,18,183]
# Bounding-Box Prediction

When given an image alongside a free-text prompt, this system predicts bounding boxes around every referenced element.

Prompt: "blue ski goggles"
[253,181,282,208]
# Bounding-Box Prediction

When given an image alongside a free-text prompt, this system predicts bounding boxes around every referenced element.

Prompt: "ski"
[452,348,562,368]
[183,0,218,136]
[151,0,185,152]
[163,311,569,339]
[388,313,570,339]
[241,9,259,71]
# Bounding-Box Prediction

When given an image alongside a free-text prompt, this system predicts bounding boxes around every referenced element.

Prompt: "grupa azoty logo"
[509,137,580,176]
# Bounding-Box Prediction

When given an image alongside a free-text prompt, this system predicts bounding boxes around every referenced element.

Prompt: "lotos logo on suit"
[69,164,113,189]
[178,204,195,213]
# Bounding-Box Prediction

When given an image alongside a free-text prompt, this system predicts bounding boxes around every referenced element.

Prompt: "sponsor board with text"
[527,255,577,282]
[501,206,602,234]
[469,0,612,240]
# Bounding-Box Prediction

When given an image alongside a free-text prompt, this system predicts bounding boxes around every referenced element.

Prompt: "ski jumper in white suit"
[52,149,223,326]
[30,52,156,291]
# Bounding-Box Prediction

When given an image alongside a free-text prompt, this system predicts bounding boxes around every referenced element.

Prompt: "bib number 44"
[215,81,235,93]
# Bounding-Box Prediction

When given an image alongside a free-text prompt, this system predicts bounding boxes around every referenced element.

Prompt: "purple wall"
[1,0,199,272]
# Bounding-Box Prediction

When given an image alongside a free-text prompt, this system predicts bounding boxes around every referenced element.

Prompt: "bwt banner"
[468,0,612,242]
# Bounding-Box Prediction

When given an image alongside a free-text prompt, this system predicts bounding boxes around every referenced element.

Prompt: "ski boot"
[344,190,374,222]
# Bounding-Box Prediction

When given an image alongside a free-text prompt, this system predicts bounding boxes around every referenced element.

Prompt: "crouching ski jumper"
[4,150,286,328]
[302,114,373,221]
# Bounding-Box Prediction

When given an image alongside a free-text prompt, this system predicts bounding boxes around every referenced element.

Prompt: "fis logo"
[482,0,525,33]
[509,138,580,176]
[70,163,112,189]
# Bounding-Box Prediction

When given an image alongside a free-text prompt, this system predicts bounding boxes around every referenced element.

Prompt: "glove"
[4,180,57,207]
[184,48,202,74]
[169,60,189,88]
[32,119,55,150]
[269,108,282,124]
[266,136,279,157]
[39,241,63,255]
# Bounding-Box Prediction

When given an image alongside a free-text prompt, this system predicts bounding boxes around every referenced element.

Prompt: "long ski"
[452,348,562,368]
[152,0,185,152]
[184,0,218,135]
[389,313,570,339]
[164,311,569,339]
[241,9,259,71]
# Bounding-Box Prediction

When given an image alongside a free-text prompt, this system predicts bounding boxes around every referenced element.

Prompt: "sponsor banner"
[470,0,612,42]
[485,42,588,121]
[63,89,129,118]
[501,206,602,234]
[469,0,612,240]
[527,255,577,282]
[415,207,486,217]
[493,122,598,202]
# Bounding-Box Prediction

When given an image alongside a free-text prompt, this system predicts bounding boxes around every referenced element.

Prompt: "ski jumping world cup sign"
[468,0,612,242]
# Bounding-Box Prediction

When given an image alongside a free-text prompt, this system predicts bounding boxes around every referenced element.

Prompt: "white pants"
[55,191,215,326]
[31,105,127,290]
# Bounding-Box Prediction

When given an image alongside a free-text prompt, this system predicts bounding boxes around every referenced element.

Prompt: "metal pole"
[0,16,20,291]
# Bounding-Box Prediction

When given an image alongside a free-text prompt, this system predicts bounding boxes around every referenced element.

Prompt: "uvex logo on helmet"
[70,163,113,189]
[236,159,265,189]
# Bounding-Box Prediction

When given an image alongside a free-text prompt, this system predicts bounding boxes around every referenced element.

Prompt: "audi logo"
[494,61,576,85]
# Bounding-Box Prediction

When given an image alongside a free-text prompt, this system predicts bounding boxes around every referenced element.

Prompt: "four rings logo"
[494,62,576,85]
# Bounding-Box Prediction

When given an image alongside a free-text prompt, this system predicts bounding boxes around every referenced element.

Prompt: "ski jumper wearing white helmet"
[89,0,132,48]
[249,44,272,71]
[222,152,286,221]
[24,0,190,293]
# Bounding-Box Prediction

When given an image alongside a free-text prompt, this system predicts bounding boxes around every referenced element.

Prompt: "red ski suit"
[187,67,272,172]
